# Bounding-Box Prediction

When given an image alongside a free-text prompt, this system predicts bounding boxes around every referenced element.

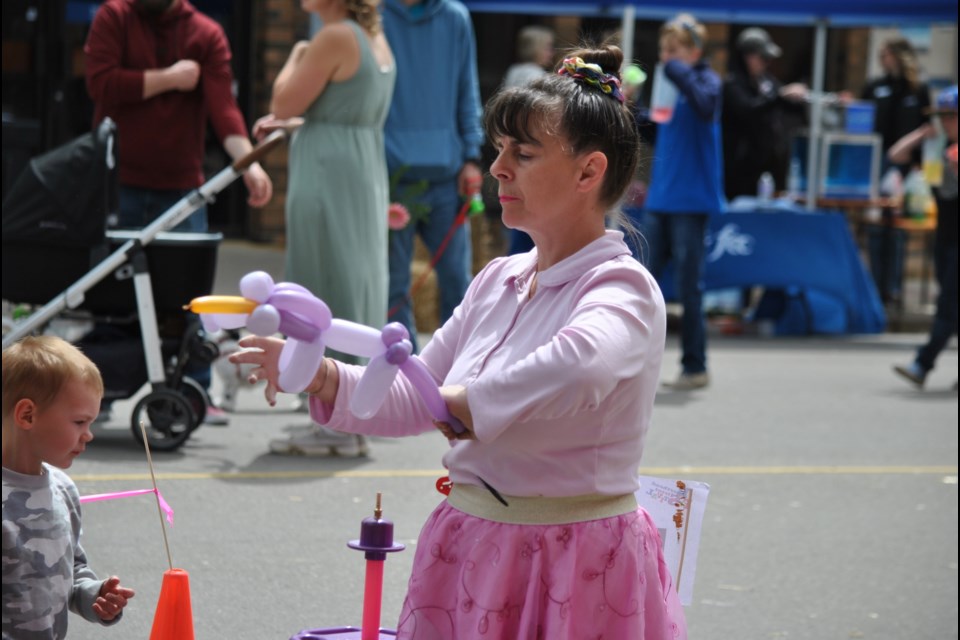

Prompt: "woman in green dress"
[253,0,396,456]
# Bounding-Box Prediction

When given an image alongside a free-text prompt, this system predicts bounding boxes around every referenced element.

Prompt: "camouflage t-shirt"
[2,464,106,639]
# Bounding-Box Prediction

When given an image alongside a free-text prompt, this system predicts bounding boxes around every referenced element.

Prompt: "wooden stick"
[139,421,173,571]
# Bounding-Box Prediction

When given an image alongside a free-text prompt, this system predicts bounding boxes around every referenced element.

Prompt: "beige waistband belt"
[446,483,639,525]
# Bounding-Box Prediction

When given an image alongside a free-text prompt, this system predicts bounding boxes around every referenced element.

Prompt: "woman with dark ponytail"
[235,44,686,639]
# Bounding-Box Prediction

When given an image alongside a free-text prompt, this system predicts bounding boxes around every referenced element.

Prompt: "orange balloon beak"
[184,295,258,315]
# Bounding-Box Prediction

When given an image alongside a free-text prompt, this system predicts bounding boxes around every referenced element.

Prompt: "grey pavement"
[64,240,958,640]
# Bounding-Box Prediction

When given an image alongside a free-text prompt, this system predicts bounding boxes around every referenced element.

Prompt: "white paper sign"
[636,475,710,605]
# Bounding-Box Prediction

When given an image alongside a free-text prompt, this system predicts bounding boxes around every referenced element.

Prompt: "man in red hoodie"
[84,0,272,425]
[85,0,272,232]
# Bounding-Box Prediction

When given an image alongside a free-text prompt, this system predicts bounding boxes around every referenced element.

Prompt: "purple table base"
[289,627,397,639]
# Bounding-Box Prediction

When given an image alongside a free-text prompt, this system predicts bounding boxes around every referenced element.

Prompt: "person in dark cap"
[891,85,958,390]
[738,27,782,59]
[721,27,808,199]
[861,37,932,170]
[859,37,933,305]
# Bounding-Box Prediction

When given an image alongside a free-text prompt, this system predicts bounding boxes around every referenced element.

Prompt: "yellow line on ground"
[71,465,959,483]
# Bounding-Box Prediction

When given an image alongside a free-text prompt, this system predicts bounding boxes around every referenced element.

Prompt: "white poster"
[636,475,711,606]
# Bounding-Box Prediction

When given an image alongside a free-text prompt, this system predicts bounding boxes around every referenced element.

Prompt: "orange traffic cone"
[150,568,194,640]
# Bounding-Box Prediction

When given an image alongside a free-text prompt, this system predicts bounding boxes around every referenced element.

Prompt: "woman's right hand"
[252,114,304,140]
[252,114,277,141]
[230,335,287,406]
[779,82,809,102]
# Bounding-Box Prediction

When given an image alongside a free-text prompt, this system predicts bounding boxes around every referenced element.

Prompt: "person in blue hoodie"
[382,0,484,353]
[641,13,725,390]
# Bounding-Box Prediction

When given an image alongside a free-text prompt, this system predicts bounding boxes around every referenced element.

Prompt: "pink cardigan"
[313,231,667,497]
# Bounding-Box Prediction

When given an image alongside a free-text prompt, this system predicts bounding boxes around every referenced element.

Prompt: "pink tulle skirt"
[395,501,687,640]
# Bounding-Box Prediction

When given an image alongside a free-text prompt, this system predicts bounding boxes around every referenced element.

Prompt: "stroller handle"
[232,130,288,172]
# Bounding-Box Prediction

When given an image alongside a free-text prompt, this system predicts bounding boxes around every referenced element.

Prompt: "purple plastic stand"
[347,514,405,560]
[289,494,404,640]
[288,627,397,640]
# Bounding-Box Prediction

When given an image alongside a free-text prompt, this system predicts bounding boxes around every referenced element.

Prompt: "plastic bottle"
[902,167,931,220]
[468,191,485,216]
[787,159,802,200]
[757,171,775,205]
[879,166,903,198]
[649,63,679,124]
[867,166,904,223]
[922,133,945,187]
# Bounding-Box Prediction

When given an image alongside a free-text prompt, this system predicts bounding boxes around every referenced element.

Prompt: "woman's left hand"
[435,385,476,440]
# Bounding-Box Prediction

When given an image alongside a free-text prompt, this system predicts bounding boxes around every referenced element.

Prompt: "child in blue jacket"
[642,13,725,390]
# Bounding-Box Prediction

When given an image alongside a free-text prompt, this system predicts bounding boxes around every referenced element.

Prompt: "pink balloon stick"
[361,559,385,640]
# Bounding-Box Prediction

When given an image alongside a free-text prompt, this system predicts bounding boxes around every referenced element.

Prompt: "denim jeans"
[916,240,958,373]
[388,179,471,353]
[508,228,534,255]
[117,185,207,232]
[115,185,211,391]
[866,223,906,302]
[641,212,709,375]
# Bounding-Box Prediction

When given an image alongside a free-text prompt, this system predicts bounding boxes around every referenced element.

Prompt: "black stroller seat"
[3,126,287,451]
[2,118,221,451]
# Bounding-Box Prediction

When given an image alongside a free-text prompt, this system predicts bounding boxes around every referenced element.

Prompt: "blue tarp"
[700,209,886,334]
[626,204,887,335]
[464,0,957,26]
[463,0,957,25]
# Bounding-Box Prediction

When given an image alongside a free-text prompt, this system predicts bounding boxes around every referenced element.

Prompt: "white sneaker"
[215,383,239,413]
[290,394,310,413]
[663,371,710,390]
[204,406,231,426]
[269,426,368,457]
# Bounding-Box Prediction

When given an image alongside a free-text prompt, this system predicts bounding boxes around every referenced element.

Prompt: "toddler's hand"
[93,575,135,622]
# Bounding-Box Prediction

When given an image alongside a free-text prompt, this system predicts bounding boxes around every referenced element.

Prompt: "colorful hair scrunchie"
[558,57,625,104]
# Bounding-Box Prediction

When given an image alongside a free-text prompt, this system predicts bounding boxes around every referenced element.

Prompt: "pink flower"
[387,202,411,230]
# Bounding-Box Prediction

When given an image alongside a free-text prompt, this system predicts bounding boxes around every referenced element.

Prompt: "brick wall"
[247,0,310,244]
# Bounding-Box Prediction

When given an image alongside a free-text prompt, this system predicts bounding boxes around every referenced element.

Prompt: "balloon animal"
[188,271,465,433]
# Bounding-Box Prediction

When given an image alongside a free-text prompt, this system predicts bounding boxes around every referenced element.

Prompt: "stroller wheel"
[131,389,196,452]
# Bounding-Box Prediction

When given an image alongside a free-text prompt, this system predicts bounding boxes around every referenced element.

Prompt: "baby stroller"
[2,120,286,451]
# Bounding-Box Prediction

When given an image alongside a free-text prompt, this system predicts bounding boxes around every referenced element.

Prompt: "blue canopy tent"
[463,1,956,333]
[462,0,956,24]
[463,0,958,209]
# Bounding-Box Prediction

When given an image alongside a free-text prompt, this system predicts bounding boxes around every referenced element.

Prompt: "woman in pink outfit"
[235,44,686,640]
